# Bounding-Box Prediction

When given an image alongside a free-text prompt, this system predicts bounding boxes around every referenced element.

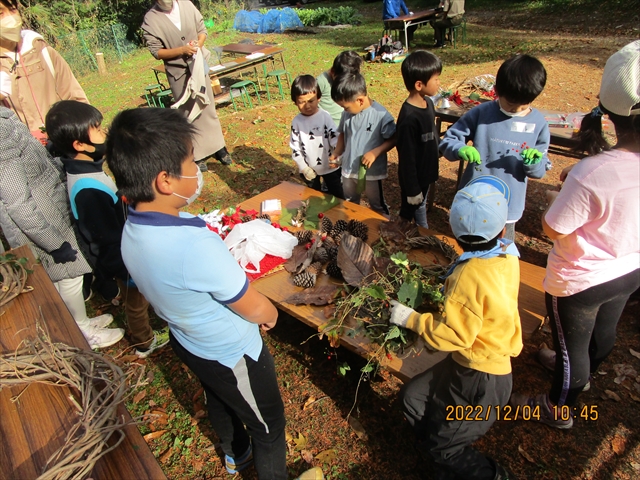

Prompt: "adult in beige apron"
[142,0,232,168]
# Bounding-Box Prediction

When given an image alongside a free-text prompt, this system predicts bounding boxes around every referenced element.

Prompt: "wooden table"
[221,43,276,55]
[0,246,166,480]
[152,46,285,92]
[384,9,439,49]
[240,182,546,383]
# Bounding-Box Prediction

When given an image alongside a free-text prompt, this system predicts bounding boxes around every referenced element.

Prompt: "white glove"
[407,192,424,205]
[302,166,317,181]
[389,300,417,328]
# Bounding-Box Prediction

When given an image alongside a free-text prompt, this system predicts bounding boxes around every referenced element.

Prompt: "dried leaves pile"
[284,218,461,360]
[0,324,147,480]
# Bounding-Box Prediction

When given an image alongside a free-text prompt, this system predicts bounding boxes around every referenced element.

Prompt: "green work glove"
[521,148,542,165]
[357,163,367,194]
[458,146,481,164]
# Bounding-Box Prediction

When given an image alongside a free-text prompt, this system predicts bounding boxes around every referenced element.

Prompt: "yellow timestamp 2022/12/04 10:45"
[445,404,599,422]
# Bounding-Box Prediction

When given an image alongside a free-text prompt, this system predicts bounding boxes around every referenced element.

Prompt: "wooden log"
[96,52,107,75]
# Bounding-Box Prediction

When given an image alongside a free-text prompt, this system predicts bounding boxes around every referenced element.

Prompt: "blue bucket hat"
[450,176,510,243]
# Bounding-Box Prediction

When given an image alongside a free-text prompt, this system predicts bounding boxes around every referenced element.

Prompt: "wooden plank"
[0,246,166,480]
[241,182,545,382]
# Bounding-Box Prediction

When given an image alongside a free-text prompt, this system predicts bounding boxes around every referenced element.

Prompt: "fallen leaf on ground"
[303,396,316,411]
[159,447,173,463]
[133,390,146,404]
[630,348,640,359]
[143,430,167,442]
[315,449,337,464]
[630,462,640,471]
[611,435,625,454]
[285,285,340,306]
[301,449,314,463]
[119,354,139,363]
[192,387,204,403]
[294,432,307,451]
[194,409,207,420]
[348,416,368,440]
[604,390,621,401]
[518,444,536,463]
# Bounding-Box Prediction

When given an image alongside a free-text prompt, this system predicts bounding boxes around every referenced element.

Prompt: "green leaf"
[357,163,367,194]
[397,278,423,309]
[184,437,193,447]
[361,364,374,373]
[338,362,351,376]
[385,326,401,340]
[390,252,409,267]
[364,284,386,300]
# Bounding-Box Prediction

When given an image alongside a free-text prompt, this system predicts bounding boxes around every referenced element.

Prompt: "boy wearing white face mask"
[45,100,166,359]
[0,0,88,141]
[107,107,297,479]
[440,54,550,241]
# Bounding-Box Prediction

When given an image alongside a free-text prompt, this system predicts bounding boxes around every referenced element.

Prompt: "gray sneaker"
[537,348,590,391]
[509,392,573,429]
[135,330,170,359]
[197,160,208,172]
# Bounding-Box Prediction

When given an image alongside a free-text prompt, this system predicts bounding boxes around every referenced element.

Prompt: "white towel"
[171,47,211,122]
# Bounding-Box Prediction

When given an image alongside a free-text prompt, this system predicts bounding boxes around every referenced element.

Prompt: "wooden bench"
[0,246,166,480]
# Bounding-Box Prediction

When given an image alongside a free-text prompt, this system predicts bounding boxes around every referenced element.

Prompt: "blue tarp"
[234,8,303,34]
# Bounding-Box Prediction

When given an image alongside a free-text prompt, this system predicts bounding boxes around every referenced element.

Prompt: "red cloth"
[245,254,287,282]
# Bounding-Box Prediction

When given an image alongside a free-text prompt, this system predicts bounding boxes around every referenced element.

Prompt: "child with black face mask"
[45,100,168,358]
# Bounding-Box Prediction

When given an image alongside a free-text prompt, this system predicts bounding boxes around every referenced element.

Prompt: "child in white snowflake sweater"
[289,75,344,199]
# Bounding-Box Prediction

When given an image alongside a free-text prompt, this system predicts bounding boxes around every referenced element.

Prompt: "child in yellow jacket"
[390,175,522,480]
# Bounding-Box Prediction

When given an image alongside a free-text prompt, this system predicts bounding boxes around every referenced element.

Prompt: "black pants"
[170,334,287,479]
[547,269,640,406]
[431,16,463,44]
[402,355,511,480]
[301,168,344,199]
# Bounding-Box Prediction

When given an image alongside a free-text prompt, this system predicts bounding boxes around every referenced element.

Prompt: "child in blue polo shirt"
[105,108,288,478]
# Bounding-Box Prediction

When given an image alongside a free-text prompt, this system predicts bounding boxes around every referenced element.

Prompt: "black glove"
[50,241,77,264]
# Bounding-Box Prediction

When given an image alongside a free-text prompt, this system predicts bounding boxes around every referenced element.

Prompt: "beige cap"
[599,40,640,116]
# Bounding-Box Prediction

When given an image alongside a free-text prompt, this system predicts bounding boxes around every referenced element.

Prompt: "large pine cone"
[347,219,369,242]
[294,229,313,245]
[320,216,333,234]
[293,271,316,288]
[325,261,342,280]
[329,220,348,239]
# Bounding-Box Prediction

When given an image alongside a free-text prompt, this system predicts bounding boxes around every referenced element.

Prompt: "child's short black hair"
[456,233,501,253]
[331,72,367,103]
[495,54,547,105]
[401,50,442,92]
[0,1,19,10]
[45,100,103,157]
[331,50,363,78]
[291,74,321,103]
[105,108,196,207]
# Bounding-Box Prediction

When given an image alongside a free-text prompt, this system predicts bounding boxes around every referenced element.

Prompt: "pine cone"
[307,261,322,276]
[333,231,344,245]
[241,215,253,223]
[313,247,329,264]
[325,261,342,280]
[257,213,271,221]
[294,230,313,245]
[330,219,348,239]
[347,219,369,242]
[293,271,316,288]
[325,244,338,260]
[320,216,333,234]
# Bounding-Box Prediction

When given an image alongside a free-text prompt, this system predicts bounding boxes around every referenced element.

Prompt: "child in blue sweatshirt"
[439,54,550,240]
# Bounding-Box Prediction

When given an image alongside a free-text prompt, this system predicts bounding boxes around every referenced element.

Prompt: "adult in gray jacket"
[0,107,123,349]
[142,0,232,171]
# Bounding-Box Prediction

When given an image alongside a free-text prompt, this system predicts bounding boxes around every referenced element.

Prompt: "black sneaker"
[214,147,233,165]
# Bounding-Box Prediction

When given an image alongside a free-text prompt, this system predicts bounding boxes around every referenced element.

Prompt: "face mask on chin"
[0,13,22,44]
[156,0,174,12]
[173,168,204,205]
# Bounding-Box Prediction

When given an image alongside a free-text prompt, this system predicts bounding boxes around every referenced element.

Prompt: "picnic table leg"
[404,21,409,50]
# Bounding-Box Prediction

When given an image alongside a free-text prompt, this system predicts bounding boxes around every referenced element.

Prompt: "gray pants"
[342,178,389,216]
[402,355,512,479]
